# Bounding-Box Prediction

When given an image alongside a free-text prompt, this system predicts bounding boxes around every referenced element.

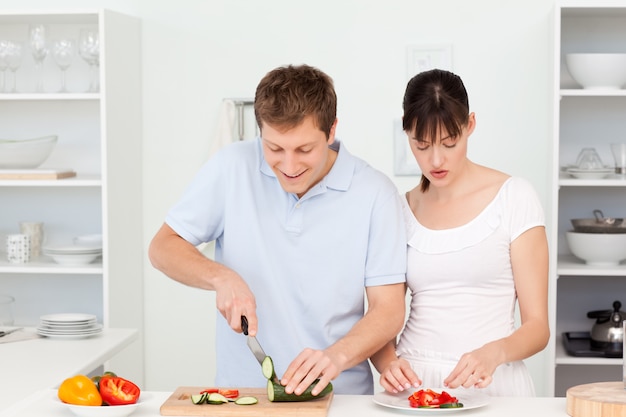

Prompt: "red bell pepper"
[99,376,141,405]
[218,389,239,399]
[408,388,460,408]
[199,388,219,394]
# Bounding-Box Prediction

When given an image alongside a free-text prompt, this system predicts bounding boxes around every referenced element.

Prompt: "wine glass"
[5,41,23,93]
[29,24,48,93]
[0,40,9,93]
[51,38,75,93]
[78,29,99,92]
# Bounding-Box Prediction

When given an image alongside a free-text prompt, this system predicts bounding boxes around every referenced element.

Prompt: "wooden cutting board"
[566,381,626,417]
[160,386,334,417]
[0,168,76,180]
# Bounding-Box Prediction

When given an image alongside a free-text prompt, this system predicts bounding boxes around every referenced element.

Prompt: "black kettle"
[587,300,625,355]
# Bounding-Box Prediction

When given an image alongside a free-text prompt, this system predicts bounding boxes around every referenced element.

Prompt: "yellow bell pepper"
[58,375,103,406]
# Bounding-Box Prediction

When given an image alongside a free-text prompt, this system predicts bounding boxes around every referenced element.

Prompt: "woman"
[371,69,549,396]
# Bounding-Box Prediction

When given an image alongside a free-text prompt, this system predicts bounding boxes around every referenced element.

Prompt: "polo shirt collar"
[258,138,355,193]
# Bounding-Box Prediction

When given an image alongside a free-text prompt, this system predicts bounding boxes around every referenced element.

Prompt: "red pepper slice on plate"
[99,376,141,405]
[408,388,459,408]
[218,389,239,399]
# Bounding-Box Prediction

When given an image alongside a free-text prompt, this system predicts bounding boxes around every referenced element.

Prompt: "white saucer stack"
[36,313,103,339]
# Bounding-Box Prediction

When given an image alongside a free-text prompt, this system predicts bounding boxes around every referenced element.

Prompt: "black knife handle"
[241,315,249,336]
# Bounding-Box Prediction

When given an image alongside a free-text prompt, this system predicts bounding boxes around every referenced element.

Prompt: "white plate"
[37,324,102,335]
[565,168,613,179]
[40,313,97,323]
[59,393,149,417]
[43,245,102,254]
[37,325,103,339]
[373,389,489,413]
[40,323,97,329]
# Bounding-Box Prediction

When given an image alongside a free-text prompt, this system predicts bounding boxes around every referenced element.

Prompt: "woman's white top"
[396,177,545,396]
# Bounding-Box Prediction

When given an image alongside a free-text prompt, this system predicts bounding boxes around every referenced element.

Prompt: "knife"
[0,327,23,337]
[241,315,279,383]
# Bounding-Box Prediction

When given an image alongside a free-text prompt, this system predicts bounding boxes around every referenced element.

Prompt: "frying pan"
[571,209,626,233]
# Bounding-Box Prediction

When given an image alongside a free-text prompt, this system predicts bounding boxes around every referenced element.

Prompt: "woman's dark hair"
[402,69,470,192]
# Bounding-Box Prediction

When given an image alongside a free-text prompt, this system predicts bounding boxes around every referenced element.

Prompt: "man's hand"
[213,270,258,335]
[280,348,341,396]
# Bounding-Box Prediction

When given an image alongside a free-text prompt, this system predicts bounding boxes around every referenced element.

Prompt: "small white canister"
[19,221,44,258]
[6,234,30,263]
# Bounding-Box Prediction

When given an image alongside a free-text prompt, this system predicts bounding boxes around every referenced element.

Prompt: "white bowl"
[566,231,626,266]
[47,252,100,265]
[62,394,148,417]
[0,135,58,169]
[74,234,103,247]
[565,53,626,89]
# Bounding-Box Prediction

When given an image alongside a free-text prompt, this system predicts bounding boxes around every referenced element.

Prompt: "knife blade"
[241,315,268,365]
[0,327,23,337]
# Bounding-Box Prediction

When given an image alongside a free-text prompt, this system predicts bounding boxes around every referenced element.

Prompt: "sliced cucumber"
[206,393,229,404]
[234,396,258,405]
[439,402,464,408]
[266,379,333,402]
[261,356,277,381]
[190,393,206,404]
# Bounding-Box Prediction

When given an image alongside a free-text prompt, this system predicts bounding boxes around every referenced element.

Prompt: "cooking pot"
[587,300,625,355]
[571,209,626,234]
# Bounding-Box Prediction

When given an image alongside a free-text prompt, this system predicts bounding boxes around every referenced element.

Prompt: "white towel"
[208,99,236,157]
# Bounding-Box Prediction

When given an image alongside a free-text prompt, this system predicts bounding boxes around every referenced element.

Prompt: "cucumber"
[190,393,206,404]
[439,402,464,408]
[234,396,259,405]
[206,393,229,404]
[261,356,277,381]
[266,379,333,402]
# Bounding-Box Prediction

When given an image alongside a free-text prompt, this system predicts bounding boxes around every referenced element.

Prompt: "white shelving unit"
[0,9,143,384]
[550,1,626,397]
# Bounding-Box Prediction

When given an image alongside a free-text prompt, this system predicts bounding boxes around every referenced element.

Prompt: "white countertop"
[0,327,138,412]
[1,390,569,417]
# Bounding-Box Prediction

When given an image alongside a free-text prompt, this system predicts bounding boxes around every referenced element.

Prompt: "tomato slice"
[99,377,141,406]
[218,389,239,399]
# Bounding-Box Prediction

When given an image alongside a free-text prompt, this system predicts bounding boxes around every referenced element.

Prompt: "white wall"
[3,0,555,395]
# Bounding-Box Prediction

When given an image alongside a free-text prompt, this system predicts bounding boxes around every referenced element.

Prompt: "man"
[149,64,406,395]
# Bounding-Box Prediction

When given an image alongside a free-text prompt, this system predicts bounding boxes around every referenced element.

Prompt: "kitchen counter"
[1,390,569,417]
[0,327,138,412]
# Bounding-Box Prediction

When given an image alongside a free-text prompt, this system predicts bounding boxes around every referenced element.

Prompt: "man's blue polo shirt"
[165,137,407,394]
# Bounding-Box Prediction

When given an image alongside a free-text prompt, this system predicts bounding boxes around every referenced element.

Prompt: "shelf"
[0,93,100,101]
[0,258,103,274]
[560,89,626,97]
[0,10,99,23]
[555,333,622,365]
[557,254,626,276]
[0,174,101,187]
[558,173,626,186]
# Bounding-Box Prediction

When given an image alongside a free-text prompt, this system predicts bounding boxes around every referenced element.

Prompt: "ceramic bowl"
[565,53,626,89]
[566,232,626,266]
[62,394,148,417]
[0,135,58,169]
[47,252,100,265]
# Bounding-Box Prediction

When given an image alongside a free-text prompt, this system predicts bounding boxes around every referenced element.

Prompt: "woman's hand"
[379,357,422,393]
[443,342,501,389]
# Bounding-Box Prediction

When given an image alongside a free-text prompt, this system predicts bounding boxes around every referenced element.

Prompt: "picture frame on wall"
[406,43,453,78]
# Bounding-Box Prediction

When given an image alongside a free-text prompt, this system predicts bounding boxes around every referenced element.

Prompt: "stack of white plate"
[43,244,102,265]
[36,313,103,339]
